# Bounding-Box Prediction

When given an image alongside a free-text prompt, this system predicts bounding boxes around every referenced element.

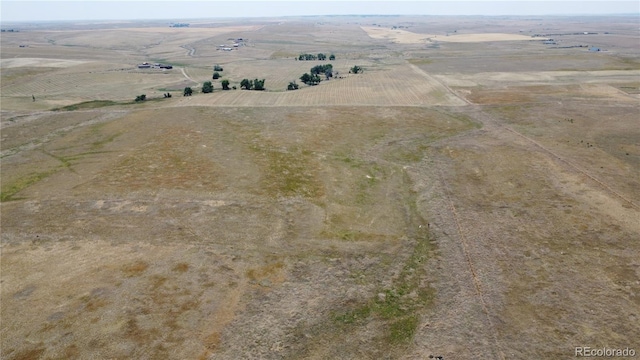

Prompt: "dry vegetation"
[1,14,639,360]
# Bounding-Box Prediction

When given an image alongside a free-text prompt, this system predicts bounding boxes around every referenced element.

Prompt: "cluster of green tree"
[202,81,214,93]
[298,53,335,61]
[240,79,266,91]
[299,73,322,86]
[134,94,146,102]
[212,64,224,80]
[299,63,334,86]
[287,81,299,90]
[313,64,334,79]
[310,64,333,75]
[350,65,363,74]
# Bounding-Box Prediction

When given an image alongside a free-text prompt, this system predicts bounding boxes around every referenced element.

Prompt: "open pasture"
[1,14,639,360]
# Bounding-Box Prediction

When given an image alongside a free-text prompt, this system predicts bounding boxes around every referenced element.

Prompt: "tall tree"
[202,81,214,93]
[240,79,253,90]
[221,79,230,90]
[253,79,266,91]
[300,73,312,84]
[183,87,193,96]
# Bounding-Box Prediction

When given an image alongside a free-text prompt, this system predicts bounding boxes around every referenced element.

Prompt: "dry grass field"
[1,15,639,360]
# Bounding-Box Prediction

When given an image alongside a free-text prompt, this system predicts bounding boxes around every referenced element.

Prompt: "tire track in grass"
[475,110,639,211]
[435,164,506,360]
[407,62,471,106]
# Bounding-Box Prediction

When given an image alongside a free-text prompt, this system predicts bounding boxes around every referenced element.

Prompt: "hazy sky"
[1,1,638,22]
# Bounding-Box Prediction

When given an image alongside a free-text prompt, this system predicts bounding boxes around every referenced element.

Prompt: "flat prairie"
[1,15,639,360]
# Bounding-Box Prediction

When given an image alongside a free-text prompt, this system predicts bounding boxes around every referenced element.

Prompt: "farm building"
[137,62,172,69]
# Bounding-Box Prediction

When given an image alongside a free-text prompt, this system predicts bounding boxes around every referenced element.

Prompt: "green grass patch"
[332,232,434,343]
[53,100,121,111]
[388,315,419,344]
[333,305,372,325]
[0,170,56,202]
[42,150,73,169]
[251,143,322,198]
[330,171,435,347]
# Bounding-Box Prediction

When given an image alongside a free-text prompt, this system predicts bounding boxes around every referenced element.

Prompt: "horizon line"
[3,12,639,24]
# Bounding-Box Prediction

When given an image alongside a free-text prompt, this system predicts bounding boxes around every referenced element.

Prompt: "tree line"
[135,61,362,99]
[289,64,362,89]
[298,53,335,61]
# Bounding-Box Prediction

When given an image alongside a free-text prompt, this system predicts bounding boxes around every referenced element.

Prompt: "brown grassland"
[1,15,639,359]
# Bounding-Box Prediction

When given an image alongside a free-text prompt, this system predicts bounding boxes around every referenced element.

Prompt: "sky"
[1,1,638,22]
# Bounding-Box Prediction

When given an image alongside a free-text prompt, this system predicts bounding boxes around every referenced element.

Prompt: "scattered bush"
[287,81,299,90]
[221,79,230,90]
[134,94,146,102]
[183,87,193,96]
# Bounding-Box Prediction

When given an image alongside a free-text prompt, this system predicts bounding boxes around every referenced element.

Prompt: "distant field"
[1,15,639,360]
[361,26,545,43]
